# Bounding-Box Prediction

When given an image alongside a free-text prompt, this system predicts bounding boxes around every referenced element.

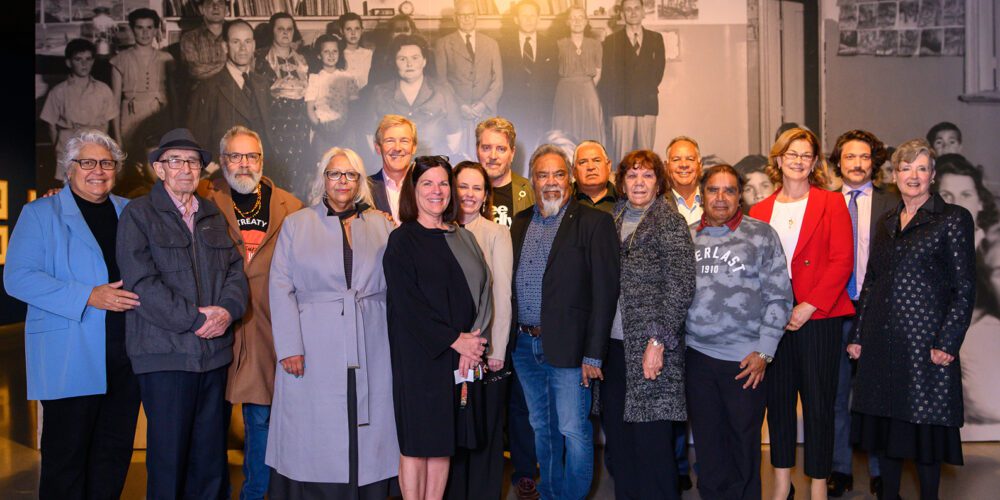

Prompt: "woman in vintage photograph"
[849,139,976,500]
[602,149,695,500]
[266,147,398,499]
[254,12,311,199]
[551,6,604,145]
[749,128,855,500]
[383,156,493,500]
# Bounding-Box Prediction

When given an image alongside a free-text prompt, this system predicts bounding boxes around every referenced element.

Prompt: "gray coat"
[265,205,399,484]
[614,197,696,422]
[117,181,248,374]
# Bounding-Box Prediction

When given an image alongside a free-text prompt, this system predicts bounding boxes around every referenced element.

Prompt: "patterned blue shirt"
[515,203,568,326]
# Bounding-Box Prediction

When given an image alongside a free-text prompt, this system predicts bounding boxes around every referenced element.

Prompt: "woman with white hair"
[3,129,141,499]
[265,147,399,498]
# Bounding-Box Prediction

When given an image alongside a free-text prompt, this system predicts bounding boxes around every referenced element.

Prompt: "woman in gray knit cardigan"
[600,149,697,500]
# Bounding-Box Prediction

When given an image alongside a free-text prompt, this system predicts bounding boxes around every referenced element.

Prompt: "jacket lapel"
[511,209,531,274]
[546,201,578,270]
[58,188,102,255]
[792,187,824,260]
[217,70,256,125]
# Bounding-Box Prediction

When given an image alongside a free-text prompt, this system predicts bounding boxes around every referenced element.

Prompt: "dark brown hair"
[398,156,460,223]
[827,129,888,178]
[615,149,669,198]
[700,164,744,197]
[454,161,494,218]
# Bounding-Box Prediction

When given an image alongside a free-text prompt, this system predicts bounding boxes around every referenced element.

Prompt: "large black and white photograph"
[6,0,1000,498]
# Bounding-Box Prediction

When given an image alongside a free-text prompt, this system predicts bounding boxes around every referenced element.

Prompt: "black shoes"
[870,476,885,499]
[678,474,693,493]
[827,472,854,497]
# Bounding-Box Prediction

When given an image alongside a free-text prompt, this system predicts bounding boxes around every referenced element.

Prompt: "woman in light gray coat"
[601,149,696,500]
[266,147,398,498]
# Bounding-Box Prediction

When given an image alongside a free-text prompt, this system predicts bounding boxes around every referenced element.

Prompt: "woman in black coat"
[847,139,976,500]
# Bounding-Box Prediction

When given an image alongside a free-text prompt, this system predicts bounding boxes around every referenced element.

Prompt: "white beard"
[224,168,262,194]
[540,197,564,217]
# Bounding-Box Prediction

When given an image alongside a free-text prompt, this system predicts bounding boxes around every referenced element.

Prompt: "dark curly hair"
[828,129,888,178]
[933,154,998,231]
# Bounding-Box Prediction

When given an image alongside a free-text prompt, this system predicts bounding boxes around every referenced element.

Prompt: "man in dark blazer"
[599,0,666,163]
[499,0,558,152]
[188,20,272,171]
[368,114,417,221]
[826,129,900,498]
[510,143,620,500]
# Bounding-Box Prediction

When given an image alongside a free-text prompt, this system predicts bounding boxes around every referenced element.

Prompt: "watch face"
[399,1,414,15]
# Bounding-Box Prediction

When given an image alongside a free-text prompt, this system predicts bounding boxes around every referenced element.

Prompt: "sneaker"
[515,477,540,500]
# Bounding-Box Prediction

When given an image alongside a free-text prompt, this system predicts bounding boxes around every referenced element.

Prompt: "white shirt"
[771,198,809,278]
[383,172,403,223]
[625,26,644,49]
[518,31,537,61]
[226,62,248,89]
[842,181,873,298]
[672,188,703,225]
[342,46,373,89]
[460,30,477,53]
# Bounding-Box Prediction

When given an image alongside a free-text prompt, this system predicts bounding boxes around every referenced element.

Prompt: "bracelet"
[648,338,662,347]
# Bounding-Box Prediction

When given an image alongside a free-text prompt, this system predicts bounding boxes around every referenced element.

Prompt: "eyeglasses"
[159,158,204,170]
[72,158,117,170]
[782,151,815,163]
[222,152,262,165]
[324,170,361,182]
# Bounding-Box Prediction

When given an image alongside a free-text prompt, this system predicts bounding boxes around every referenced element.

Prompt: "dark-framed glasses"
[324,170,361,182]
[160,158,204,170]
[72,158,118,171]
[222,152,262,165]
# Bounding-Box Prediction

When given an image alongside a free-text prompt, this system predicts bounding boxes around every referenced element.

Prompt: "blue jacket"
[3,188,128,400]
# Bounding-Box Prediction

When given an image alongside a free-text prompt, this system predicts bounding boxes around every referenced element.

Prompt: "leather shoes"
[827,472,854,497]
[870,476,884,499]
[678,474,693,492]
[515,477,540,500]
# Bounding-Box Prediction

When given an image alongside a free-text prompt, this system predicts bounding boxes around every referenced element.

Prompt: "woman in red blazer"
[749,128,854,500]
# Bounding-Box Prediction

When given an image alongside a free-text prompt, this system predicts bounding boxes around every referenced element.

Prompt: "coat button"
[804,260,811,266]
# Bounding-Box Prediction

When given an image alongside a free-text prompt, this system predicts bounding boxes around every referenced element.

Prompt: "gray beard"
[540,196,564,217]
[224,169,262,194]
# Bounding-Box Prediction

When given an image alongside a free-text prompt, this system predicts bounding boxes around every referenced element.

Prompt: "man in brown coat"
[205,125,303,499]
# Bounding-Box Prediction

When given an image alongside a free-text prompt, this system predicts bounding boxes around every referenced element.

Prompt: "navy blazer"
[4,188,128,399]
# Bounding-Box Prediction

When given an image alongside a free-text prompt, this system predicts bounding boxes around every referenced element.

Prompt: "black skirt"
[850,412,964,465]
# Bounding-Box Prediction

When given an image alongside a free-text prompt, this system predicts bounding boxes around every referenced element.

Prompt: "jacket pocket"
[150,231,192,272]
[24,313,70,334]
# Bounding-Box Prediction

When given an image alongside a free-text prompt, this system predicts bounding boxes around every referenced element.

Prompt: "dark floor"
[2,323,999,499]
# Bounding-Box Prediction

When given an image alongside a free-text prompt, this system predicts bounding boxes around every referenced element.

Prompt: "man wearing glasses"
[199,125,303,499]
[117,128,249,498]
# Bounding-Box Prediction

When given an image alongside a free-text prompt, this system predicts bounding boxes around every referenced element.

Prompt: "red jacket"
[749,186,855,319]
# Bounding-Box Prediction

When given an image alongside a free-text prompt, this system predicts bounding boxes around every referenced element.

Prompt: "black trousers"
[766,316,843,478]
[686,348,766,500]
[138,366,228,500]
[446,376,509,500]
[601,339,679,500]
[39,337,140,500]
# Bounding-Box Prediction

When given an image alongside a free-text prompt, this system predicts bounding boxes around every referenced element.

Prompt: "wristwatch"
[648,338,662,347]
[758,352,774,364]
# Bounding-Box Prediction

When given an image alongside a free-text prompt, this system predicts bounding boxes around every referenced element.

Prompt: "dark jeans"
[601,339,679,500]
[832,316,880,477]
[38,338,139,500]
[240,403,271,500]
[686,348,766,500]
[508,368,539,483]
[138,366,228,500]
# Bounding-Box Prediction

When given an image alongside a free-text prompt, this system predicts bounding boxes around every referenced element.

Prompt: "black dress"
[849,193,976,465]
[383,221,477,457]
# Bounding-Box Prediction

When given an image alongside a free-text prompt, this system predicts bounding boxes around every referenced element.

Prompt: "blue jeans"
[240,403,271,500]
[833,318,880,477]
[512,334,594,500]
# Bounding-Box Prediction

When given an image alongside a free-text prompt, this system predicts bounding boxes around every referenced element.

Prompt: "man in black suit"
[368,114,417,221]
[188,20,272,179]
[826,129,899,499]
[499,0,558,157]
[599,0,666,163]
[510,144,620,500]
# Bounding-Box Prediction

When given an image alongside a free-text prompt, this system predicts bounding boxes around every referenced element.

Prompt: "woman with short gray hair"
[4,129,140,499]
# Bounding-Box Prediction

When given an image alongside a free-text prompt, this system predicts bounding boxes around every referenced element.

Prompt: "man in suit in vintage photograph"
[599,0,666,163]
[187,20,272,174]
[436,0,503,159]
[499,0,558,153]
[826,129,899,498]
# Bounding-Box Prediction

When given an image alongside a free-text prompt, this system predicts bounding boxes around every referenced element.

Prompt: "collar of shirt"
[625,26,644,45]
[696,208,743,233]
[460,30,476,50]
[672,188,702,210]
[532,200,569,224]
[164,188,199,229]
[382,171,403,192]
[574,182,617,204]
[841,181,873,197]
[226,62,246,89]
[518,31,537,58]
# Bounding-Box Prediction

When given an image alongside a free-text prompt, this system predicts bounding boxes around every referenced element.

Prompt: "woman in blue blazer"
[4,129,141,499]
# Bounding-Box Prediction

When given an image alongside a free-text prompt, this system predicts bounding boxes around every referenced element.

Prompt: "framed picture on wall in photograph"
[0,180,8,220]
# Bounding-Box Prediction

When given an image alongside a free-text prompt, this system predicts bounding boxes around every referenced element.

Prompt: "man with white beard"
[509,144,619,500]
[205,125,303,499]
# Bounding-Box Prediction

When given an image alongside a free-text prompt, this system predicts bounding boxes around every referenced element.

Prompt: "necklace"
[234,184,262,220]
[614,202,652,254]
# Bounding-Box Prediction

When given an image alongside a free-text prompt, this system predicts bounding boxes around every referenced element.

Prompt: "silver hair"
[573,140,610,164]
[528,143,573,180]
[219,125,264,158]
[310,147,374,208]
[60,129,126,184]
[666,135,702,160]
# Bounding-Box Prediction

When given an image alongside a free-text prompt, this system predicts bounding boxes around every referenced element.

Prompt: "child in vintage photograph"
[39,38,118,181]
[305,34,359,160]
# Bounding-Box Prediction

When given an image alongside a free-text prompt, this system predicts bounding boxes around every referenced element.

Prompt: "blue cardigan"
[3,188,128,400]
